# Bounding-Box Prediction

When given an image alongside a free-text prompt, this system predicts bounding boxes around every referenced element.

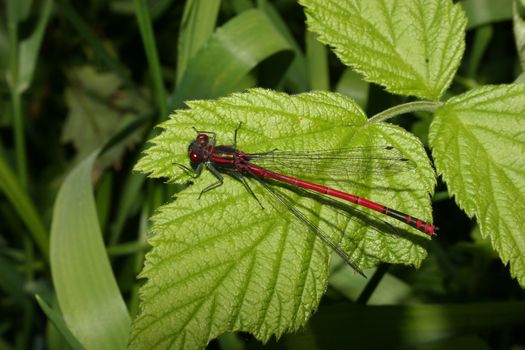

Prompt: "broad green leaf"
[299,0,467,100]
[132,89,435,348]
[61,66,148,166]
[429,84,525,287]
[51,151,130,349]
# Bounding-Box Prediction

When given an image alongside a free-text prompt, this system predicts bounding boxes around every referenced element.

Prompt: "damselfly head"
[188,139,206,164]
[197,133,209,145]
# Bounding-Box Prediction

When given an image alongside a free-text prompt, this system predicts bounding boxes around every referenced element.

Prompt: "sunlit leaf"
[429,84,525,287]
[132,89,436,348]
[299,0,467,100]
[51,151,130,349]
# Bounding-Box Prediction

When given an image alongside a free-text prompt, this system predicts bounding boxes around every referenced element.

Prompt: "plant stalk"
[133,0,168,120]
[369,100,442,123]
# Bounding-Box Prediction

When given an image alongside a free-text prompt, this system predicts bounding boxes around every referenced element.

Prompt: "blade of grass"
[6,0,54,187]
[50,151,130,349]
[173,9,293,107]
[514,0,525,70]
[106,241,149,257]
[95,172,113,233]
[35,295,85,350]
[462,0,513,29]
[176,0,221,85]
[257,0,309,91]
[305,31,329,90]
[6,0,25,187]
[231,0,254,13]
[7,80,24,186]
[465,26,493,78]
[17,0,53,92]
[133,0,167,119]
[127,186,152,318]
[109,172,145,245]
[103,113,151,246]
[0,155,49,260]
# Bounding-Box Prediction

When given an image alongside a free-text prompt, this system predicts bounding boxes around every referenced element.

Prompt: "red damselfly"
[179,125,436,276]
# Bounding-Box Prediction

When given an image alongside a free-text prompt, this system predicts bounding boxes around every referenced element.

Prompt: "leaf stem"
[369,101,442,123]
[7,0,27,188]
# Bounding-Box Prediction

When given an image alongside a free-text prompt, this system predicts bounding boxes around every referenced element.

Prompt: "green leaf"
[335,68,369,109]
[35,295,85,350]
[51,151,130,349]
[514,0,525,70]
[132,89,435,348]
[259,1,309,92]
[61,66,148,166]
[0,154,48,260]
[299,0,467,100]
[111,0,175,20]
[462,0,513,29]
[464,26,493,78]
[176,0,221,85]
[305,31,329,90]
[17,0,53,93]
[133,0,168,118]
[173,9,294,107]
[429,84,525,287]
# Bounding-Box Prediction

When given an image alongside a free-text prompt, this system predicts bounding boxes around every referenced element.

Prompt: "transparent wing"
[247,146,415,179]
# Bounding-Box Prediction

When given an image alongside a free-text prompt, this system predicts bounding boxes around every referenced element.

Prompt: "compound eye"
[189,151,201,162]
[197,133,209,143]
